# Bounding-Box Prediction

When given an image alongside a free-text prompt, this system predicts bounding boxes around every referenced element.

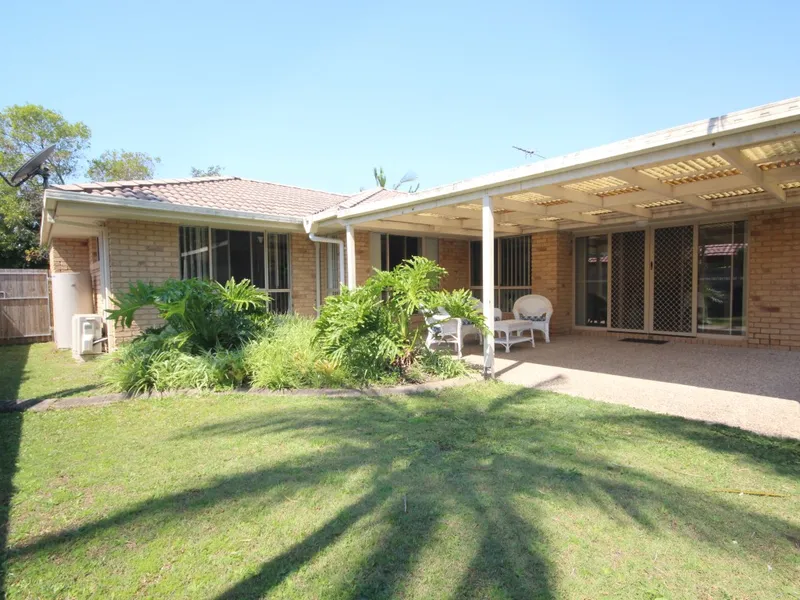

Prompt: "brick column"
[531,231,574,335]
[747,207,800,350]
[439,239,470,290]
[290,233,317,317]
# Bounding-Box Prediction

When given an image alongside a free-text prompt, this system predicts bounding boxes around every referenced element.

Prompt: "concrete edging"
[0,375,481,413]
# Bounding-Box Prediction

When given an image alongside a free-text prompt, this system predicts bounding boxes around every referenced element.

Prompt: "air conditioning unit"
[71,314,104,360]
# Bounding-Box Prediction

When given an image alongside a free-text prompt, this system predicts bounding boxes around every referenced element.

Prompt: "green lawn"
[0,343,107,402]
[1,383,798,599]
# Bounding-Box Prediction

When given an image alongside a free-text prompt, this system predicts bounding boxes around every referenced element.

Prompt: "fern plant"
[107,278,270,352]
[315,256,486,381]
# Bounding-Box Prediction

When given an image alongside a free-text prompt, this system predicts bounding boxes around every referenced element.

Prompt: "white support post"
[345,224,357,289]
[482,193,495,379]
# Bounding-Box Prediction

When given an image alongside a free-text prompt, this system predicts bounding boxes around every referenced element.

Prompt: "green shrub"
[107,278,270,352]
[245,316,352,390]
[408,348,473,381]
[315,257,486,382]
[103,336,247,394]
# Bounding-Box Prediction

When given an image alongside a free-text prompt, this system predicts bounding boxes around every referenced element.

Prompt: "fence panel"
[0,269,51,343]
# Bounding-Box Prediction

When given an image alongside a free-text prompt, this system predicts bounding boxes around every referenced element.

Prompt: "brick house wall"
[105,219,179,347]
[50,238,90,274]
[747,206,800,350]
[531,231,573,335]
[290,233,318,317]
[439,239,470,291]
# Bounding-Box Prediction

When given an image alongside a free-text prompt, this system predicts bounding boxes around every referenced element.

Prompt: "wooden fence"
[0,269,51,344]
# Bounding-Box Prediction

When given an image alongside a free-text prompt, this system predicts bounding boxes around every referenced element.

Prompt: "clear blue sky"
[4,0,798,194]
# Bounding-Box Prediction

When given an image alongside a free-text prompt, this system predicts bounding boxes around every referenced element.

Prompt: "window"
[697,221,747,335]
[326,244,341,297]
[574,235,608,327]
[178,227,291,313]
[179,227,210,280]
[469,236,531,312]
[380,234,421,270]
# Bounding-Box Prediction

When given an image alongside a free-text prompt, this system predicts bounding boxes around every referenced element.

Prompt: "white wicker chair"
[512,294,553,343]
[424,300,501,358]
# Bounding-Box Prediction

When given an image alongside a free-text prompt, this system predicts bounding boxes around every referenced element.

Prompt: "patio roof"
[306,96,800,238]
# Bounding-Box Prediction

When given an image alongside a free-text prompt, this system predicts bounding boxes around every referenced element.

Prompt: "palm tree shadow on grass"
[7,385,800,599]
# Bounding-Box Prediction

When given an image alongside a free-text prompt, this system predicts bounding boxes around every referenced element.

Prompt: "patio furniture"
[512,294,553,343]
[423,300,501,358]
[493,319,535,353]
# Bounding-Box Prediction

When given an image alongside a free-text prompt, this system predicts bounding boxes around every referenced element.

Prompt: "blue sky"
[3,0,798,194]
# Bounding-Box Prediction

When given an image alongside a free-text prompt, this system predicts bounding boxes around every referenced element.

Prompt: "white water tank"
[52,272,93,348]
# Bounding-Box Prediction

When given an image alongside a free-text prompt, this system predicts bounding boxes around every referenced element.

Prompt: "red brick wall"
[531,231,573,335]
[106,219,180,347]
[747,207,800,350]
[439,239,470,290]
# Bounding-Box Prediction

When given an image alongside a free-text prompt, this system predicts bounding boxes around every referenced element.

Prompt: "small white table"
[493,319,535,353]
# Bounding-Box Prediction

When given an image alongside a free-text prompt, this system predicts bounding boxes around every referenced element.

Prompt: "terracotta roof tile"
[52,176,349,219]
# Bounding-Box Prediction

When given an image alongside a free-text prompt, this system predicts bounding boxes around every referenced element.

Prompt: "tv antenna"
[512,146,546,160]
[0,144,56,189]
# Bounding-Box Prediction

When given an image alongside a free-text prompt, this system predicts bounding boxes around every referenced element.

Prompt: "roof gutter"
[41,189,305,245]
[330,96,800,224]
[308,233,345,290]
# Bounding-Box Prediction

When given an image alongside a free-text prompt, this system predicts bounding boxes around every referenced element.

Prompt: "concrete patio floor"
[464,335,800,439]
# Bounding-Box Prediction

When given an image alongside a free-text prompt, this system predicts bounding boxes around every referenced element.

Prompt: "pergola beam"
[387,215,524,235]
[537,184,652,219]
[720,149,787,202]
[609,168,712,211]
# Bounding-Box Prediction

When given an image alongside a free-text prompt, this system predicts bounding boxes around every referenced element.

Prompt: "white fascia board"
[42,189,304,243]
[334,97,800,224]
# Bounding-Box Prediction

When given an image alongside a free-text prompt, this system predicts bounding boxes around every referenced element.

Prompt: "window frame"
[468,235,532,312]
[178,226,293,313]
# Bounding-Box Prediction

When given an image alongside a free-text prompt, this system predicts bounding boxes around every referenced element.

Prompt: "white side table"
[493,319,535,353]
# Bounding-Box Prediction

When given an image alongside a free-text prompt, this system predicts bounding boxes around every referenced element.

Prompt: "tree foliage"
[86,149,160,182]
[190,165,224,177]
[0,104,91,267]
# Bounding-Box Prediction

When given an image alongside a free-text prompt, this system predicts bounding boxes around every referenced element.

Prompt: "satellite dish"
[0,144,56,188]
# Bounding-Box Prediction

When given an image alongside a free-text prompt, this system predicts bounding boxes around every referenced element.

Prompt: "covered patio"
[306,97,800,376]
[464,335,800,439]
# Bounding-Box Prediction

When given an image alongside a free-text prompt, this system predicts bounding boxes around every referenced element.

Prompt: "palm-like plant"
[315,256,486,380]
[107,278,270,352]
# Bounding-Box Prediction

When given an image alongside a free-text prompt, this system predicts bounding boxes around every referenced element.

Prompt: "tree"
[372,166,420,192]
[0,104,91,267]
[190,165,223,177]
[86,150,160,182]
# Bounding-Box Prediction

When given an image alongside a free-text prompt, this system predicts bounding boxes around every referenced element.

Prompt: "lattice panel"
[610,230,646,330]
[652,226,694,333]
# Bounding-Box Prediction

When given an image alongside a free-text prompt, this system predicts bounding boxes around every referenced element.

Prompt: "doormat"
[620,338,669,345]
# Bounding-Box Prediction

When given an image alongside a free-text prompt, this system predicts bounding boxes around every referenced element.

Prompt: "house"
[42,96,800,374]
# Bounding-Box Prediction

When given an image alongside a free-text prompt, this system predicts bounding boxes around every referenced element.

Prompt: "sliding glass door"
[574,235,608,327]
[609,230,647,331]
[576,221,747,337]
[697,222,747,335]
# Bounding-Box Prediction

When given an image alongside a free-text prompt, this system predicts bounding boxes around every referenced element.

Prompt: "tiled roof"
[52,176,349,219]
[339,187,406,209]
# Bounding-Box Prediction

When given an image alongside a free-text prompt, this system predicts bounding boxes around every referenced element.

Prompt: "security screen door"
[609,225,696,335]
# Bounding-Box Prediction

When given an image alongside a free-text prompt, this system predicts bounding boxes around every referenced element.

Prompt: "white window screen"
[469,235,531,312]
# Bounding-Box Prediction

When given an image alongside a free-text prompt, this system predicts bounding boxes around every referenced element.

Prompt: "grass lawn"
[0,344,107,402]
[1,384,798,599]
